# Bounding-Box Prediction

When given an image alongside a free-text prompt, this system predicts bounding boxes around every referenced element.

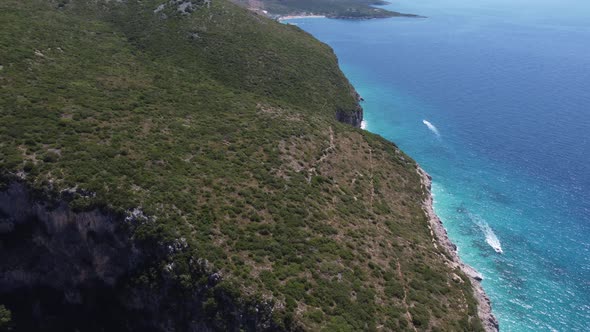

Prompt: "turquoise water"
[288,0,590,330]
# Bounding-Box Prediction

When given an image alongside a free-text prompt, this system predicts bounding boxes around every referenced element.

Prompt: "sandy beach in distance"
[277,14,326,21]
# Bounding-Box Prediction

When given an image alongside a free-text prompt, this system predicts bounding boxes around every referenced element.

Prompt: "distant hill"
[233,0,418,19]
[1,0,482,331]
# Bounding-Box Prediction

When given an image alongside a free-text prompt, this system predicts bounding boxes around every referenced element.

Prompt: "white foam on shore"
[361,120,367,130]
[470,213,503,254]
[422,119,440,137]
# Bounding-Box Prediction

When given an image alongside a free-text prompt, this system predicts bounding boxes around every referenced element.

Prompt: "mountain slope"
[0,0,483,330]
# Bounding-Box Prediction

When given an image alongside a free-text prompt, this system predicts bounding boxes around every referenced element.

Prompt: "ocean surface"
[287,0,590,330]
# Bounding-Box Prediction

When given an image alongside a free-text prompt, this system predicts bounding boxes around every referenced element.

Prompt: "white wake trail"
[469,213,503,254]
[422,119,440,137]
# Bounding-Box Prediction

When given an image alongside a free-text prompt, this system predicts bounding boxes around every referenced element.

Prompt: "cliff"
[0,181,278,331]
[0,0,488,330]
[335,97,364,128]
[335,107,363,128]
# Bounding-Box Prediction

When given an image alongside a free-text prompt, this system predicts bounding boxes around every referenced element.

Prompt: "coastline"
[276,14,326,21]
[279,13,496,329]
[277,13,422,21]
[417,166,499,332]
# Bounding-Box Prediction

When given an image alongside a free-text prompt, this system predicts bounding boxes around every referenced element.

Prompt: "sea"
[286,0,590,330]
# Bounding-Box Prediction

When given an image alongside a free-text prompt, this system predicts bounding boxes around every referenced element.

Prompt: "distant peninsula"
[233,0,419,19]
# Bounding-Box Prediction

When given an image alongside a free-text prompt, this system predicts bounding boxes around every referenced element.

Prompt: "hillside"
[1,0,484,331]
[233,0,417,19]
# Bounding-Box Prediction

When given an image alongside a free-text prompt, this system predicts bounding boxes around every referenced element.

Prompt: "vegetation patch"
[1,0,480,330]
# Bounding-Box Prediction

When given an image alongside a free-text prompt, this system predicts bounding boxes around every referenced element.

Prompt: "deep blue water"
[288,0,590,330]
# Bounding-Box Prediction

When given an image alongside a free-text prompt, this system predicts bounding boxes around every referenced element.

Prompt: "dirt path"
[368,147,375,207]
[307,126,335,183]
[395,259,417,332]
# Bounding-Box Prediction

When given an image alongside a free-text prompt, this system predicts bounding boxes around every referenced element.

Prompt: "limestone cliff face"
[0,182,279,332]
[0,182,141,291]
[335,106,363,128]
[335,90,364,128]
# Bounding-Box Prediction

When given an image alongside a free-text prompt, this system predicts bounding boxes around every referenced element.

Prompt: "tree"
[0,305,12,331]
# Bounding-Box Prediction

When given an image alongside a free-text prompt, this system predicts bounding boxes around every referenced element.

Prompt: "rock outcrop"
[335,106,363,128]
[335,91,364,128]
[0,181,280,331]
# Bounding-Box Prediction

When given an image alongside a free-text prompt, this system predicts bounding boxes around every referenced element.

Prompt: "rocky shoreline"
[334,66,496,331]
[417,167,499,332]
[275,12,421,21]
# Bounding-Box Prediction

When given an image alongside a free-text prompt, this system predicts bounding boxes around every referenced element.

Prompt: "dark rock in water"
[0,182,281,332]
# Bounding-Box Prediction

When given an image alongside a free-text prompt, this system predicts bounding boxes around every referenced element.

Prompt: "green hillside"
[0,0,481,331]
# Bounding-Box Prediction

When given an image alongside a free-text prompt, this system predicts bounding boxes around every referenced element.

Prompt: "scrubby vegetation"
[0,305,11,330]
[1,0,480,330]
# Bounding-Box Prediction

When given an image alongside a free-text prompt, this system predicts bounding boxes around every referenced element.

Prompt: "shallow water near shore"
[287,0,590,330]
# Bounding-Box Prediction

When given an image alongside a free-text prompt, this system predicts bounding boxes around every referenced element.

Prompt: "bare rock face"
[0,182,139,291]
[335,105,363,128]
[0,182,141,330]
[0,182,280,331]
[154,0,212,17]
[335,91,364,128]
